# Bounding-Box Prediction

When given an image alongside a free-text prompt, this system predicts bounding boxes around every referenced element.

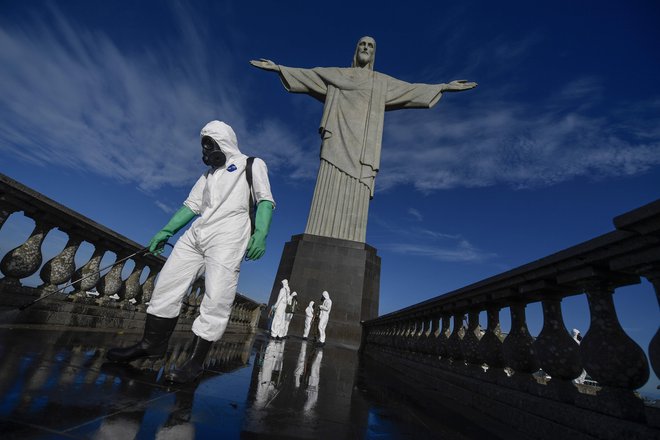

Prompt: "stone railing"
[361,199,660,439]
[0,173,263,333]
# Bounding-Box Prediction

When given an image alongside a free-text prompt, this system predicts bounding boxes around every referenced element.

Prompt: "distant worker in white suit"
[270,279,290,339]
[302,301,315,339]
[572,328,588,384]
[283,291,298,338]
[317,291,332,346]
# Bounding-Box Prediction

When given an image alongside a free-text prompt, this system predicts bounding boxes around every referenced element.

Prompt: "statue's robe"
[278,66,445,242]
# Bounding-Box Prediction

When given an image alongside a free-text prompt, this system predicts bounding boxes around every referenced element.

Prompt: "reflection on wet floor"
[0,328,471,439]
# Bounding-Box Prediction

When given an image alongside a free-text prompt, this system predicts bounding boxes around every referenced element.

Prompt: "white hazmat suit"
[318,291,332,344]
[572,328,588,384]
[283,291,298,337]
[303,301,315,338]
[147,121,275,341]
[270,280,290,338]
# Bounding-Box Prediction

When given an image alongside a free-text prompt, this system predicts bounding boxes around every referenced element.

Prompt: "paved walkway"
[0,327,481,439]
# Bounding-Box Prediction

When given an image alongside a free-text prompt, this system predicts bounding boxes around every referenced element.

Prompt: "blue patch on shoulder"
[227,164,237,172]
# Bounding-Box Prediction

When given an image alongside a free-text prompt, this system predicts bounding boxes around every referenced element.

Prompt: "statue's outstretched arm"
[442,79,478,92]
[249,58,281,72]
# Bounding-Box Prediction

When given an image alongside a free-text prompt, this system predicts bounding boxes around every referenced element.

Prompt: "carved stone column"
[39,235,82,292]
[435,313,451,360]
[96,252,128,305]
[640,268,660,378]
[578,279,650,420]
[424,313,440,356]
[478,306,505,381]
[138,267,158,311]
[70,247,104,301]
[411,317,426,355]
[0,220,52,288]
[502,301,539,386]
[462,310,483,366]
[120,261,145,309]
[581,281,649,389]
[447,312,466,362]
[534,295,582,379]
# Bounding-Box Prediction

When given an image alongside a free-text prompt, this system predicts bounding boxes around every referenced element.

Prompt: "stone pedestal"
[265,234,380,348]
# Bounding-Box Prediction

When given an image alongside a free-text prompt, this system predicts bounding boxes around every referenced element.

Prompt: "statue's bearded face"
[356,37,375,67]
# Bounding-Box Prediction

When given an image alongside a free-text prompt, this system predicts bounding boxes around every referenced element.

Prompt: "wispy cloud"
[154,200,175,214]
[0,8,657,198]
[372,217,495,263]
[383,240,496,263]
[407,207,423,222]
[377,78,660,192]
[0,4,313,192]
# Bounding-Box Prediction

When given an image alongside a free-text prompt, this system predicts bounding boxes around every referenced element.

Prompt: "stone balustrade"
[0,173,264,333]
[361,199,660,439]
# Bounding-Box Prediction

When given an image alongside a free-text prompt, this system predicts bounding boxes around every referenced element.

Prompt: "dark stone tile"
[0,419,81,439]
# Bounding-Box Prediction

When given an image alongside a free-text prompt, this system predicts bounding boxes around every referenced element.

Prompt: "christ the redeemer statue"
[251,36,476,243]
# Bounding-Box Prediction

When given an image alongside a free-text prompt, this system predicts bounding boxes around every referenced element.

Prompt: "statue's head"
[352,36,376,70]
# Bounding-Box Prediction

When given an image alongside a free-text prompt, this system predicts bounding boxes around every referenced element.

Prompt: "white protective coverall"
[302,301,315,338]
[318,291,332,343]
[303,349,323,413]
[147,121,275,341]
[270,280,290,338]
[572,328,588,384]
[283,291,297,336]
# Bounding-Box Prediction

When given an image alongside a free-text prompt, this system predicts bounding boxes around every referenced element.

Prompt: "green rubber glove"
[148,205,197,255]
[246,200,274,260]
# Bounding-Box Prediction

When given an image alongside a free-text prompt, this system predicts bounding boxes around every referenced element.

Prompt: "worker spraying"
[107,120,275,383]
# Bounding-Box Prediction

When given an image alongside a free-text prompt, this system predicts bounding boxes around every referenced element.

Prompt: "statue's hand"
[444,80,478,91]
[249,58,280,72]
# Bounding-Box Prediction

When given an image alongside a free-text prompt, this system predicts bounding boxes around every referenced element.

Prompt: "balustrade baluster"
[462,310,483,366]
[190,282,204,317]
[39,235,82,293]
[501,302,539,377]
[411,317,425,354]
[447,312,466,362]
[581,281,649,390]
[394,321,405,351]
[403,319,414,352]
[0,220,52,288]
[250,305,262,330]
[424,313,440,356]
[435,313,451,360]
[96,251,128,304]
[120,260,145,308]
[533,294,582,383]
[478,306,505,379]
[69,248,104,301]
[139,268,158,311]
[640,268,660,378]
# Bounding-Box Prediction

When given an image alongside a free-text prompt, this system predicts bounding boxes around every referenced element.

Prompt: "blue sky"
[1,1,659,395]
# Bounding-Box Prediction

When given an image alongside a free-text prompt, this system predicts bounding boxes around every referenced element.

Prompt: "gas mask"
[201,135,227,168]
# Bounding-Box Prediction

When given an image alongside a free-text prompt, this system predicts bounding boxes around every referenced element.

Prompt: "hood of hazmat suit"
[200,120,242,166]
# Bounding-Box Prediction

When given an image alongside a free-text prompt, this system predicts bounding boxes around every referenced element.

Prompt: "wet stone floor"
[0,327,476,439]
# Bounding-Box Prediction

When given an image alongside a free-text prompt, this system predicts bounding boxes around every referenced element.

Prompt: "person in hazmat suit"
[270,279,290,339]
[106,120,275,384]
[317,291,332,346]
[283,291,298,338]
[302,300,315,340]
[572,328,588,384]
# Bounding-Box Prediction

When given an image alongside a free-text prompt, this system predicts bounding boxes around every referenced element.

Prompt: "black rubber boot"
[106,314,177,362]
[165,335,213,383]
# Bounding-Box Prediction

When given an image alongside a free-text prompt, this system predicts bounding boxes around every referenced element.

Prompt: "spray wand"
[17,243,170,311]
